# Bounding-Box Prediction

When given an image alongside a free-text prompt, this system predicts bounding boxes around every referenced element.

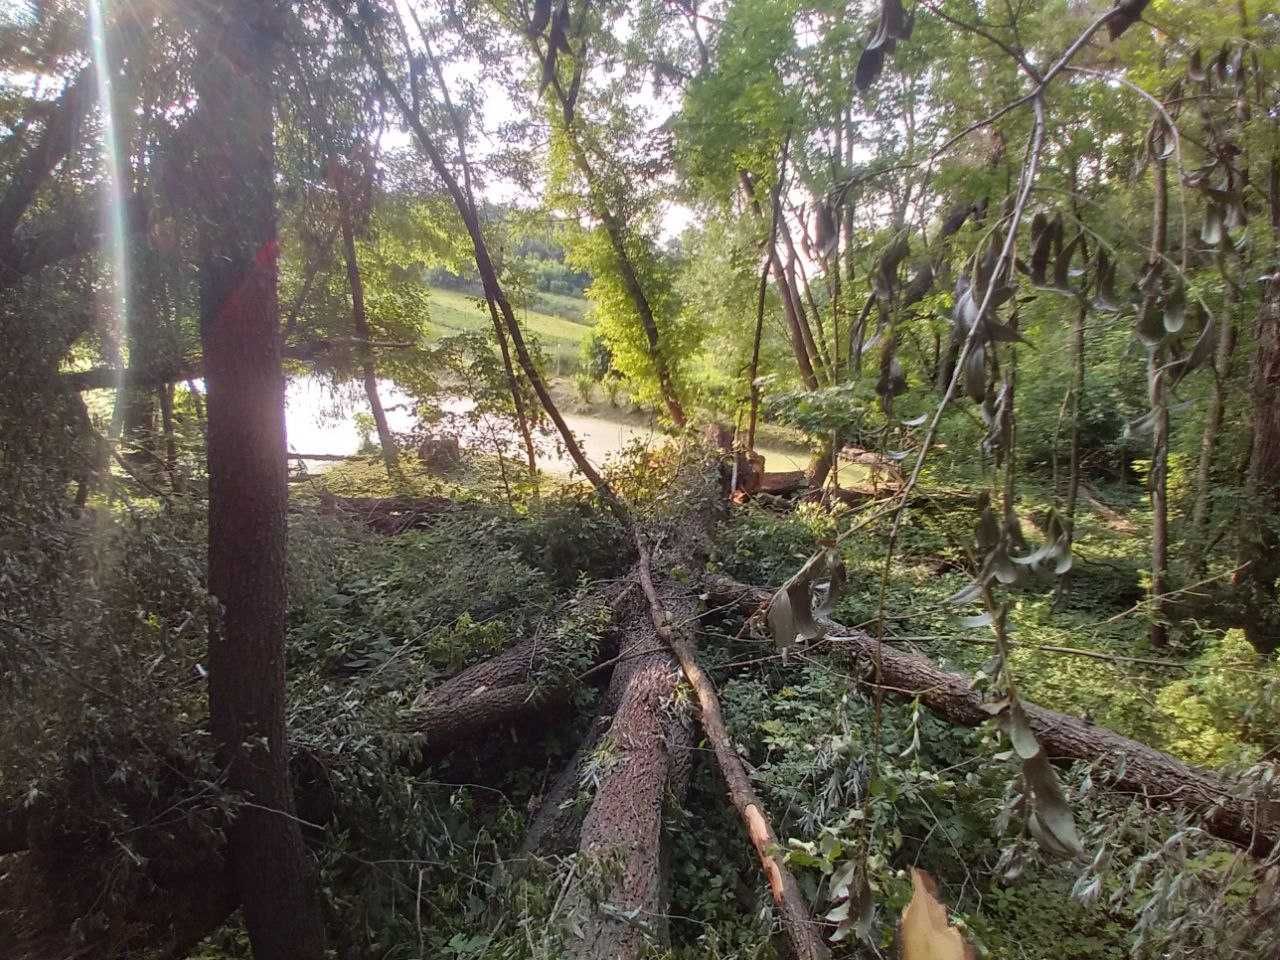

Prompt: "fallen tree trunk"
[642,550,830,960]
[564,587,696,960]
[407,582,634,756]
[707,575,1279,856]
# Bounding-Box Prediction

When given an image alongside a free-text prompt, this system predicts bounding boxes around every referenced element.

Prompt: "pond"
[284,377,811,475]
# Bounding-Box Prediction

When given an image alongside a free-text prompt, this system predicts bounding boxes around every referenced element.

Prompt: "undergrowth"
[8,451,1278,959]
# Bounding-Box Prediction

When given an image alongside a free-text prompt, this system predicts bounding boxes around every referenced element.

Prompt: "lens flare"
[87,0,130,432]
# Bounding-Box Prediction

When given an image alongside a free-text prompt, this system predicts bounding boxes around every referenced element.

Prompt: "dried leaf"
[1103,0,1149,40]
[814,551,847,617]
[900,869,975,960]
[1092,250,1122,312]
[855,0,911,90]
[939,203,972,238]
[903,261,936,306]
[1202,201,1225,246]
[855,46,886,91]
[1188,47,1205,83]
[1169,304,1214,386]
[963,343,986,402]
[872,234,912,304]
[1146,113,1176,162]
[815,201,838,259]
[1134,298,1166,348]
[1028,212,1062,287]
[1163,280,1186,334]
[768,550,842,647]
[997,701,1042,761]
[1049,230,1083,293]
[1024,751,1085,858]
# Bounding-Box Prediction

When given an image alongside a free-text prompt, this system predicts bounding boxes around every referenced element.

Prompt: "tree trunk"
[642,549,829,960]
[192,2,327,957]
[782,225,830,382]
[707,576,1279,855]
[1189,268,1238,574]
[738,170,819,391]
[1237,271,1280,653]
[745,260,769,453]
[158,382,180,492]
[335,175,399,478]
[282,222,338,338]
[561,133,686,428]
[1063,297,1086,551]
[565,588,696,960]
[409,583,630,755]
[486,297,539,476]
[1145,158,1170,648]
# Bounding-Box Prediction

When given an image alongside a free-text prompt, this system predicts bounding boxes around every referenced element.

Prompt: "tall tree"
[190,1,327,956]
[332,153,400,478]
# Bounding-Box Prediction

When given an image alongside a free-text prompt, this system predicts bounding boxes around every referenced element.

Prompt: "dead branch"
[707,575,1279,856]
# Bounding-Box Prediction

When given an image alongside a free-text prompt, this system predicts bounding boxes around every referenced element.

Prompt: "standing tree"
[331,151,401,479]
[190,1,328,956]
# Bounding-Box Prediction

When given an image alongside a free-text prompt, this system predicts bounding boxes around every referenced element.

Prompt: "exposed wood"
[707,575,1280,856]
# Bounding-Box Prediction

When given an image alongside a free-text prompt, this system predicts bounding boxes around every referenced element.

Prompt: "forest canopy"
[2,0,1280,958]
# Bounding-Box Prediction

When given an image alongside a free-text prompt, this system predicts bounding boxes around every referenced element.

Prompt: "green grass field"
[528,290,592,323]
[425,288,591,369]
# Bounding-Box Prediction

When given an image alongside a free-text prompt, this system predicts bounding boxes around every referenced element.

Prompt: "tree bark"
[335,173,399,478]
[745,259,769,454]
[1063,297,1087,554]
[782,222,831,381]
[565,588,696,960]
[635,541,830,960]
[159,382,180,491]
[1189,270,1237,574]
[738,170,819,391]
[707,575,1279,855]
[486,297,539,476]
[1236,270,1280,653]
[1145,158,1170,648]
[191,2,327,957]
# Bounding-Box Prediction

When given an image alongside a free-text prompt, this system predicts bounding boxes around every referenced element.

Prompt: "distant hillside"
[424,287,592,371]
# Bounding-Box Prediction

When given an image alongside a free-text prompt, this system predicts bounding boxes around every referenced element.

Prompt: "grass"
[528,289,592,323]
[425,288,591,369]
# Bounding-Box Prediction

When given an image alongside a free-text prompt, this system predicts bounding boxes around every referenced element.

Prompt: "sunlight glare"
[87,0,130,429]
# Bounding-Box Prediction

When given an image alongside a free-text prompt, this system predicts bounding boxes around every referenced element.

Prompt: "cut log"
[706,575,1280,856]
[759,470,808,496]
